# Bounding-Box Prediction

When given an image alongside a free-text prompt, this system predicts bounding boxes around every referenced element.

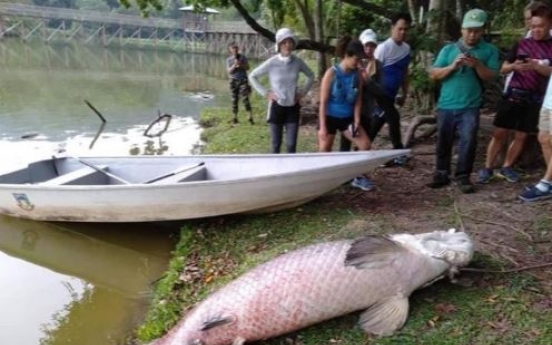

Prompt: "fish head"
[414,229,474,266]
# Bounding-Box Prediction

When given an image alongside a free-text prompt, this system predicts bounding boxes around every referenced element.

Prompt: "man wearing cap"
[249,28,314,154]
[478,4,552,186]
[427,8,499,193]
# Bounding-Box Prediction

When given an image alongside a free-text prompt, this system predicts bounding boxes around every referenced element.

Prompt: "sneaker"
[477,168,494,184]
[232,117,239,124]
[457,177,475,194]
[351,176,375,191]
[518,183,552,202]
[382,155,411,167]
[426,174,450,189]
[248,117,255,125]
[497,166,520,183]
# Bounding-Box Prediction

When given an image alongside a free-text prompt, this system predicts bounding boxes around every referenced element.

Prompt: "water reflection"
[0,40,231,344]
[0,216,178,345]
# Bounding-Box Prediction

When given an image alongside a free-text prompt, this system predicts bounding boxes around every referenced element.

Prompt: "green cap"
[462,9,487,28]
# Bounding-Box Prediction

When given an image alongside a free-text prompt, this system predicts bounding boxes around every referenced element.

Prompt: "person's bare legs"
[318,134,335,152]
[484,127,509,168]
[503,130,528,167]
[539,130,552,166]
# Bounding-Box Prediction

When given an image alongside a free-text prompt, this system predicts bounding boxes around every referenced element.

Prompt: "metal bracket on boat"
[144,110,173,138]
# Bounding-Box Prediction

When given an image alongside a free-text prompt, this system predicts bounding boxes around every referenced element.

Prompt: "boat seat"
[39,165,108,186]
[148,165,206,185]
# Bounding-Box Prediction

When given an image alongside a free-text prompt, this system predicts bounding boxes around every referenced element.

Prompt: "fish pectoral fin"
[232,336,246,345]
[358,297,409,336]
[200,314,235,331]
[344,236,405,269]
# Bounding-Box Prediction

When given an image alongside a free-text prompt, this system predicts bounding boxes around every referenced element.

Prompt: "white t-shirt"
[542,75,552,109]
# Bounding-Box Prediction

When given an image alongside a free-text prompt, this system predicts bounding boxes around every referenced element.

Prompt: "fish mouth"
[415,229,475,266]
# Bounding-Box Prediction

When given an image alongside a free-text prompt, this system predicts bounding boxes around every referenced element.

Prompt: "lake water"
[0,40,232,345]
[0,40,232,169]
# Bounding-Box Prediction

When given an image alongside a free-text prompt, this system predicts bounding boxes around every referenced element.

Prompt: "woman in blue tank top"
[318,35,374,191]
[318,36,371,152]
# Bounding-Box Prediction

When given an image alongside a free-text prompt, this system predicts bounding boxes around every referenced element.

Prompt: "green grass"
[199,94,319,154]
[135,107,552,345]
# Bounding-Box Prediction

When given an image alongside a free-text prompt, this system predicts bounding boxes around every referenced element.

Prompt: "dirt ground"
[309,112,552,292]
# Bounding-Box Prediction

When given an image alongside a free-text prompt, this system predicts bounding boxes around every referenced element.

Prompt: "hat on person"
[347,40,366,59]
[359,29,378,45]
[275,28,297,52]
[462,9,488,28]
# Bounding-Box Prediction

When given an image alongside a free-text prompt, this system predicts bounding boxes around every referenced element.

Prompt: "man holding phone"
[427,8,499,193]
[478,4,552,185]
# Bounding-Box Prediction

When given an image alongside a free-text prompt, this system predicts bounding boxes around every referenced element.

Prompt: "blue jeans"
[435,107,480,179]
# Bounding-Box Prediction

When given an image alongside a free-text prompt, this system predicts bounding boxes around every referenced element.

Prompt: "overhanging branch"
[340,0,393,18]
[229,0,334,53]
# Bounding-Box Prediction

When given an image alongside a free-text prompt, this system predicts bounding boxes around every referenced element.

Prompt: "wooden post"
[101,24,106,46]
[0,15,4,39]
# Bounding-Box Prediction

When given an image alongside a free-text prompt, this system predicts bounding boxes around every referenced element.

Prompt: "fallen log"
[403,115,437,148]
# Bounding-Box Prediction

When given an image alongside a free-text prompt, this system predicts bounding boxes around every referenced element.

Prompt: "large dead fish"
[152,229,474,345]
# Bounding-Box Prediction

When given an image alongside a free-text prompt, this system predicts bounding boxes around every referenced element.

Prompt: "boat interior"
[0,158,208,186]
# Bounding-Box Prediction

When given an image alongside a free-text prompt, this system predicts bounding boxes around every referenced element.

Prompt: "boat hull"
[0,151,409,222]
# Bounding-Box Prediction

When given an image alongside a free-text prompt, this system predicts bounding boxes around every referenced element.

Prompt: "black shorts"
[267,102,300,124]
[323,115,353,135]
[493,98,541,133]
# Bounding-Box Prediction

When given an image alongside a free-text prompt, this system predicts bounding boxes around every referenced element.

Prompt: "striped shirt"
[507,38,552,97]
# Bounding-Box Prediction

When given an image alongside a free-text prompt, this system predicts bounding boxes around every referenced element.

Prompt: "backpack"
[330,64,359,105]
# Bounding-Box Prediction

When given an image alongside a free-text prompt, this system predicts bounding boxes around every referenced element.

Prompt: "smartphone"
[517,53,528,62]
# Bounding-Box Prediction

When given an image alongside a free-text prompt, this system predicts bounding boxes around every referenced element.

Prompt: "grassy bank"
[135,103,552,344]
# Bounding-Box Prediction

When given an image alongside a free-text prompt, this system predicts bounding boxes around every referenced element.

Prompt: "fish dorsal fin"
[358,296,409,336]
[344,236,405,269]
[200,314,235,331]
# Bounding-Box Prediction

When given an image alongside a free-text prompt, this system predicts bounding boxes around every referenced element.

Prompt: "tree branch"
[228,0,334,53]
[340,0,393,18]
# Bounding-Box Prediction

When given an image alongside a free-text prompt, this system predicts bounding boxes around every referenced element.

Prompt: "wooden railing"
[0,3,257,33]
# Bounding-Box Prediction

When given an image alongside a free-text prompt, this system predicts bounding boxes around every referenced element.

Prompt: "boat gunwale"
[0,150,410,191]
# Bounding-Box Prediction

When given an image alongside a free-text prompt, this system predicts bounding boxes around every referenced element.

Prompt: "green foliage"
[119,0,163,16]
[199,92,318,154]
[135,230,196,340]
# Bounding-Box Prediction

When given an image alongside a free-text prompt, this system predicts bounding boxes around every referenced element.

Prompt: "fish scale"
[154,232,474,345]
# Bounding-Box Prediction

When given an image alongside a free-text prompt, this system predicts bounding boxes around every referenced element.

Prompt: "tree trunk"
[315,0,326,78]
[294,0,315,40]
[407,0,417,25]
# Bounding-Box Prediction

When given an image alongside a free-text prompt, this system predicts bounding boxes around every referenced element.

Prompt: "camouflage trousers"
[230,78,252,116]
